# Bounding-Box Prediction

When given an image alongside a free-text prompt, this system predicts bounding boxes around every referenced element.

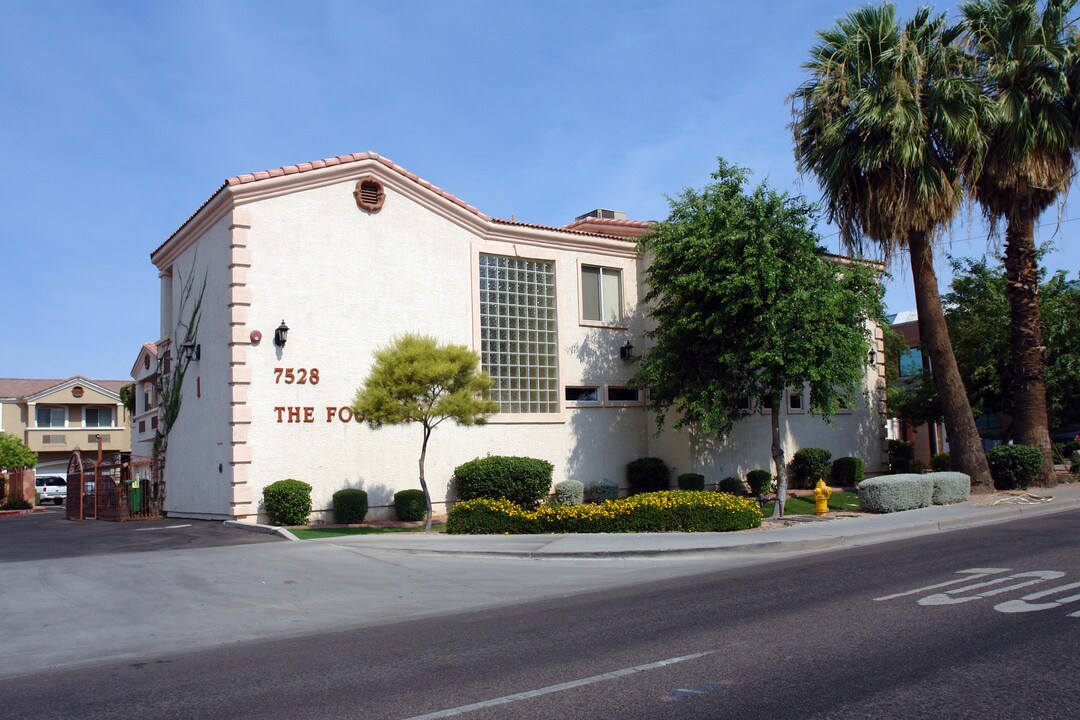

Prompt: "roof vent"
[354,176,386,212]
[575,208,627,222]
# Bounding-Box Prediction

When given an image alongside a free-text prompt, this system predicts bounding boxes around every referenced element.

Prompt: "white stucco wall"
[153,158,886,522]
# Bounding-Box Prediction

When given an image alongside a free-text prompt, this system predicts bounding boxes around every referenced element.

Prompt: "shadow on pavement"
[0,506,280,563]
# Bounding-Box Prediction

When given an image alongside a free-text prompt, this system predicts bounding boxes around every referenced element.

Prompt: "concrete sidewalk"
[3,484,1077,682]
[256,483,1080,558]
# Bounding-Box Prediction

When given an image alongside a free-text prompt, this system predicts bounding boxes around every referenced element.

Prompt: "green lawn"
[761,490,860,517]
[290,523,446,539]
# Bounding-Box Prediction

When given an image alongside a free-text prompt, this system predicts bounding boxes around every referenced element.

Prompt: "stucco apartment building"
[0,377,131,477]
[136,151,888,523]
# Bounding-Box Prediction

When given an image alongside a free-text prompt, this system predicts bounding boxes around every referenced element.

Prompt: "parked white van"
[34,476,67,505]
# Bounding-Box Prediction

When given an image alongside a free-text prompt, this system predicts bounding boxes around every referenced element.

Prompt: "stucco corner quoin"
[228,207,254,519]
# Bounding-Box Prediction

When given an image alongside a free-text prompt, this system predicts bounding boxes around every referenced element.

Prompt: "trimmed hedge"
[746,470,772,496]
[333,489,369,524]
[453,456,554,509]
[718,476,743,494]
[928,472,970,506]
[829,457,865,487]
[263,479,313,526]
[678,473,706,491]
[626,457,670,494]
[857,474,933,513]
[888,440,915,472]
[790,448,832,489]
[585,479,620,503]
[554,480,584,506]
[394,489,426,521]
[987,444,1043,491]
[931,452,952,471]
[447,490,763,534]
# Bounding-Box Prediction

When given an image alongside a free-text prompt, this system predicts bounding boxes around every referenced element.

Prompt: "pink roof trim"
[156,152,655,259]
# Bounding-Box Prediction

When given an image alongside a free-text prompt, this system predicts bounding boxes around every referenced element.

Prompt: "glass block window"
[479,253,559,413]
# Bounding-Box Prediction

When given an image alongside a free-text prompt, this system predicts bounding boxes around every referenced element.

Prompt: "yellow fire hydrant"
[813,478,832,516]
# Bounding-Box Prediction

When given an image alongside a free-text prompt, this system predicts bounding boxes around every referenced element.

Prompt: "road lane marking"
[401,651,713,719]
[995,581,1080,613]
[874,568,1010,601]
[918,571,1065,606]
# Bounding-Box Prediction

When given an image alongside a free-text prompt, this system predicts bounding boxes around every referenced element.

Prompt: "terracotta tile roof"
[142,342,158,357]
[0,377,128,400]
[157,152,651,258]
[490,217,645,241]
[563,217,655,232]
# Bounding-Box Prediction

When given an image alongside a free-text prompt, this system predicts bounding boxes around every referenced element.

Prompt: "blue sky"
[1,0,1075,380]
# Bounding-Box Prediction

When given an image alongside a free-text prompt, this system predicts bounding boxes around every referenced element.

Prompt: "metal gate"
[65,450,163,521]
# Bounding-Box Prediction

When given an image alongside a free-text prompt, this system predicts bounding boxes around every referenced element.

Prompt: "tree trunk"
[418,424,433,531]
[769,393,787,518]
[908,231,993,491]
[1004,207,1055,487]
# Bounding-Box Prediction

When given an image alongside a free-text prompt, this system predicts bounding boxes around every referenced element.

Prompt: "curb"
[223,520,298,541]
[324,495,1080,559]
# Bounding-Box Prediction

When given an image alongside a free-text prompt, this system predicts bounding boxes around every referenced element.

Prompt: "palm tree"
[791,4,994,489]
[961,0,1077,486]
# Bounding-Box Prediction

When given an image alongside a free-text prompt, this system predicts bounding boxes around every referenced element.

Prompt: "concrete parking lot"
[0,505,280,563]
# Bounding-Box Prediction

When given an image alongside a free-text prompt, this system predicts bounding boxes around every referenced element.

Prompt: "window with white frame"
[36,406,65,427]
[84,407,115,427]
[479,253,559,414]
[787,386,805,412]
[565,386,600,404]
[606,386,640,403]
[581,265,622,323]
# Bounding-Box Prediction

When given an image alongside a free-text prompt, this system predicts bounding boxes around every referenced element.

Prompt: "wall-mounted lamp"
[180,342,201,362]
[868,347,877,365]
[620,340,635,361]
[274,320,290,348]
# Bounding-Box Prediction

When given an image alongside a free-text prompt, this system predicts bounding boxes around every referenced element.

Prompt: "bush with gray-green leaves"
[554,480,584,505]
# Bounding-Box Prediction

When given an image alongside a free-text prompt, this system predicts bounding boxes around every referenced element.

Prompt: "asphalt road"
[4,510,1078,719]
[0,506,279,562]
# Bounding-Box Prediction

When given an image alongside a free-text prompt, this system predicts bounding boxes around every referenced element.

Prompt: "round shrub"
[931,452,952,471]
[678,473,706,491]
[928,471,970,505]
[790,448,832,489]
[829,456,865,487]
[585,479,620,503]
[718,476,743,495]
[263,479,313,526]
[626,457,670,495]
[332,488,369,524]
[453,456,554,509]
[746,469,773,496]
[394,489,426,521]
[888,440,915,473]
[554,480,584,506]
[986,444,1043,491]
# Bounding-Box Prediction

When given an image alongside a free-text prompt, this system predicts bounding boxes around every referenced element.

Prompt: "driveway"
[0,505,280,563]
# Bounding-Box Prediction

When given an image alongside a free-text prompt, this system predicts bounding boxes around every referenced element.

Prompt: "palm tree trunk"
[908,231,993,491]
[1005,208,1055,486]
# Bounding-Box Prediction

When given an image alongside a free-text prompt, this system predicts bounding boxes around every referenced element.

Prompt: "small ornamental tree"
[352,334,499,530]
[633,159,885,516]
[0,432,37,471]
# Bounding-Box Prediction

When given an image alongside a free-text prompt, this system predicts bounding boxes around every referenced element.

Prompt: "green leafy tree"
[944,255,1080,429]
[633,159,884,517]
[0,432,37,471]
[792,3,993,490]
[352,334,499,530]
[961,0,1078,485]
